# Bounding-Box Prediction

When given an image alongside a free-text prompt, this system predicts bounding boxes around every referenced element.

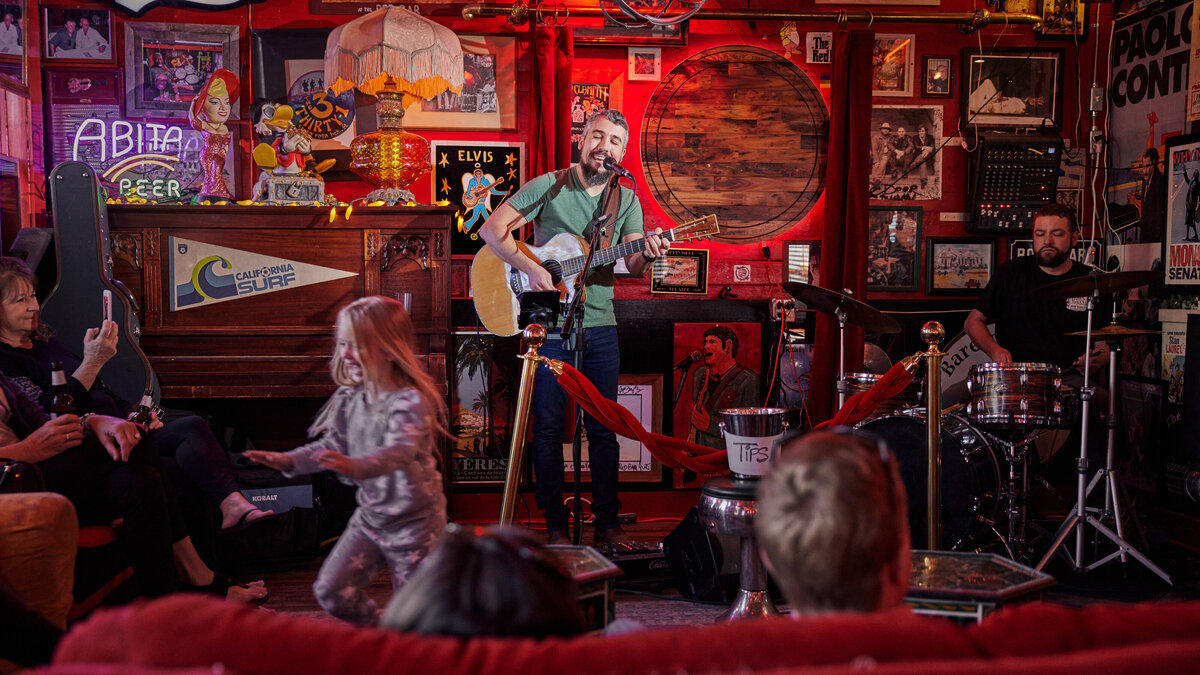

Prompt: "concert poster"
[451,332,519,485]
[570,83,610,164]
[430,140,524,255]
[1165,134,1200,286]
[671,322,763,488]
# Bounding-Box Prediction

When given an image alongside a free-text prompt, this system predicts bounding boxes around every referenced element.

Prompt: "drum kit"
[784,270,1170,581]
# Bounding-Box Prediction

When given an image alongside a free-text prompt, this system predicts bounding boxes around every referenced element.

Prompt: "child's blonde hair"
[329,295,447,437]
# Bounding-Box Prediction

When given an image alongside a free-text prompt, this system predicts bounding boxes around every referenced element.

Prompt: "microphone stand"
[558,174,617,545]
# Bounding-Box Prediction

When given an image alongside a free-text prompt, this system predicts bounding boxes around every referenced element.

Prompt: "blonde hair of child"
[327,295,448,438]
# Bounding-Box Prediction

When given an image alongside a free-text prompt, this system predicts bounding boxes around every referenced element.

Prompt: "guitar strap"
[590,177,621,251]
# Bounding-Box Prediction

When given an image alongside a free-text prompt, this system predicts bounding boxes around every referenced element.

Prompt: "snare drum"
[966,362,1063,428]
[859,413,1000,551]
[843,372,924,420]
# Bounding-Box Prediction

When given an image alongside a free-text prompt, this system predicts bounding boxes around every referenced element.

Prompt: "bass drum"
[859,414,1000,551]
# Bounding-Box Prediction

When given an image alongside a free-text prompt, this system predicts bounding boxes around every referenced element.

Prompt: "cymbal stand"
[1036,289,1171,584]
[836,308,848,409]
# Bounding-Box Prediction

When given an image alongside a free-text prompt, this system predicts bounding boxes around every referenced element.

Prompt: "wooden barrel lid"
[641,45,829,244]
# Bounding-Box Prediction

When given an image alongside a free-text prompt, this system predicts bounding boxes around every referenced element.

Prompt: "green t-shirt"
[505,168,644,328]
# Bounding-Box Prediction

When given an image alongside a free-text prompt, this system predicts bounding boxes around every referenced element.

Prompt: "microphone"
[674,350,702,370]
[603,156,635,180]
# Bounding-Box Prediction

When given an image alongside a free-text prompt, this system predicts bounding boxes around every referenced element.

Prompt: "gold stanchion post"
[921,321,945,550]
[499,324,547,525]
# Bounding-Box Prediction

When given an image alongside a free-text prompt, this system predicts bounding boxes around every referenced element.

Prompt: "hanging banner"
[168,237,356,311]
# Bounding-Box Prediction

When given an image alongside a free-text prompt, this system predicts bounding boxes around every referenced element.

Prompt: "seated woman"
[381,524,585,638]
[0,257,272,531]
[0,371,266,602]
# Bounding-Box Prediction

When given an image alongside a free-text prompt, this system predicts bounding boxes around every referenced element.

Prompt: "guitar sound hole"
[542,260,563,286]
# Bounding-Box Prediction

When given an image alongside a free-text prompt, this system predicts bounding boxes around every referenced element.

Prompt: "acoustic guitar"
[463,176,504,209]
[471,214,719,336]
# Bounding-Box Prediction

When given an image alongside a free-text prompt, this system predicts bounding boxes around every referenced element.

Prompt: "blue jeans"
[531,326,622,531]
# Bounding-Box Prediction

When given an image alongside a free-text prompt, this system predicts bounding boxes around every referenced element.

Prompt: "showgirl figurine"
[189,68,239,201]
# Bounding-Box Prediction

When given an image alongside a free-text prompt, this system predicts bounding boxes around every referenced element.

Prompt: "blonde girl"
[247,296,447,623]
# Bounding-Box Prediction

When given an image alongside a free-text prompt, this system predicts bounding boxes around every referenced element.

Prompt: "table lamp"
[325,7,464,204]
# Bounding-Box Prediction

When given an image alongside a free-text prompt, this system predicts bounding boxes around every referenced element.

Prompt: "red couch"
[46,595,1200,674]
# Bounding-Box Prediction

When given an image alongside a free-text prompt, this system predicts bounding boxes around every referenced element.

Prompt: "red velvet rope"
[814,360,916,430]
[553,361,729,474]
[549,358,915,474]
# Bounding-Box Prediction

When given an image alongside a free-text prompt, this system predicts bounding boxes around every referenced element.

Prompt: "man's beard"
[1037,247,1070,267]
[579,156,609,186]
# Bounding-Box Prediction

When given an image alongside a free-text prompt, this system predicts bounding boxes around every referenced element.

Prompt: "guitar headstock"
[670,214,719,242]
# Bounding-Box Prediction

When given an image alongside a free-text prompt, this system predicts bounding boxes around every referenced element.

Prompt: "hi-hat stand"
[1035,278,1170,584]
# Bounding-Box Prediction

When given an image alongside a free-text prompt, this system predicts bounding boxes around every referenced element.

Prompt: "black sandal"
[184,574,270,605]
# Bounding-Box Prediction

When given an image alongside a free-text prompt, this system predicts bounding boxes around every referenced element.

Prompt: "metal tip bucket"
[719,407,789,478]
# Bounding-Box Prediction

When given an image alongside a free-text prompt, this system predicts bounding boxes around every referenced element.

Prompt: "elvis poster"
[430,141,524,255]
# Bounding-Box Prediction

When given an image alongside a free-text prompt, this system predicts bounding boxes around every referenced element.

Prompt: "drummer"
[963,203,1109,379]
[961,203,1109,474]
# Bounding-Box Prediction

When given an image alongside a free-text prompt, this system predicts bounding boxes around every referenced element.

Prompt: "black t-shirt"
[975,256,1109,369]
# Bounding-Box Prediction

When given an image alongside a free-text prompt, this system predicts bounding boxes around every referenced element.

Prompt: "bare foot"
[220,492,275,530]
[227,579,269,604]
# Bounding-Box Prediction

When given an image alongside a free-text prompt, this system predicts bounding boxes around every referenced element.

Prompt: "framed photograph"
[868,105,944,201]
[922,55,952,97]
[124,22,240,120]
[627,46,662,82]
[671,321,763,489]
[926,237,995,295]
[0,2,25,91]
[867,206,921,291]
[651,248,708,294]
[785,240,821,285]
[1164,133,1200,287]
[961,47,1064,129]
[872,34,915,97]
[44,5,113,63]
[562,374,664,483]
[402,34,517,132]
[251,28,366,181]
[430,140,525,255]
[1036,0,1088,40]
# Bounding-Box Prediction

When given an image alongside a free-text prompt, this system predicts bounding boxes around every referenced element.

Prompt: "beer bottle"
[129,389,155,427]
[49,362,76,419]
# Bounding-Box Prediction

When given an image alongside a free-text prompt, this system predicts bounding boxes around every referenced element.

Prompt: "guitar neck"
[558,230,676,277]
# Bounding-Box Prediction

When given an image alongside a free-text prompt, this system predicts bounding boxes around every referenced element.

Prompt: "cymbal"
[1036,270,1160,299]
[863,343,893,374]
[1065,324,1162,338]
[783,282,901,334]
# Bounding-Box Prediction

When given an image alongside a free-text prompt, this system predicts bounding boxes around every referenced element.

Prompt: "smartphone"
[102,290,113,323]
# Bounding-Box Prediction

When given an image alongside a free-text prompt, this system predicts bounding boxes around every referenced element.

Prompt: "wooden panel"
[108,204,454,399]
[641,45,829,244]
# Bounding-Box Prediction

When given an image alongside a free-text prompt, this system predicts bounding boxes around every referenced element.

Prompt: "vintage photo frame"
[124,22,240,120]
[43,67,122,169]
[961,47,1064,129]
[1036,0,1088,40]
[430,140,525,255]
[401,34,517,132]
[922,55,952,97]
[868,105,944,201]
[0,1,25,91]
[627,46,662,82]
[561,374,664,483]
[926,237,995,295]
[872,34,915,98]
[1164,133,1200,287]
[785,240,821,285]
[868,206,921,292]
[651,248,708,294]
[44,4,114,64]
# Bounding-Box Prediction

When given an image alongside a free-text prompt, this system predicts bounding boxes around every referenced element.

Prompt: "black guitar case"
[42,161,160,404]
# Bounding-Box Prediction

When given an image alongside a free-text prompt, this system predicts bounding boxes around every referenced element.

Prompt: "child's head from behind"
[332,295,416,389]
[381,524,586,638]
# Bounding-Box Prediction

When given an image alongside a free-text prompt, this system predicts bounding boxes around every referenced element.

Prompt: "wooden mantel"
[106,204,455,399]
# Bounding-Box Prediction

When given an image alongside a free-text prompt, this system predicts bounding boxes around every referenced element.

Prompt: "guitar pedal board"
[968,132,1063,235]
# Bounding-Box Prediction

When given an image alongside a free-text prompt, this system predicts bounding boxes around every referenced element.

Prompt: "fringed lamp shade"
[325,7,464,203]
